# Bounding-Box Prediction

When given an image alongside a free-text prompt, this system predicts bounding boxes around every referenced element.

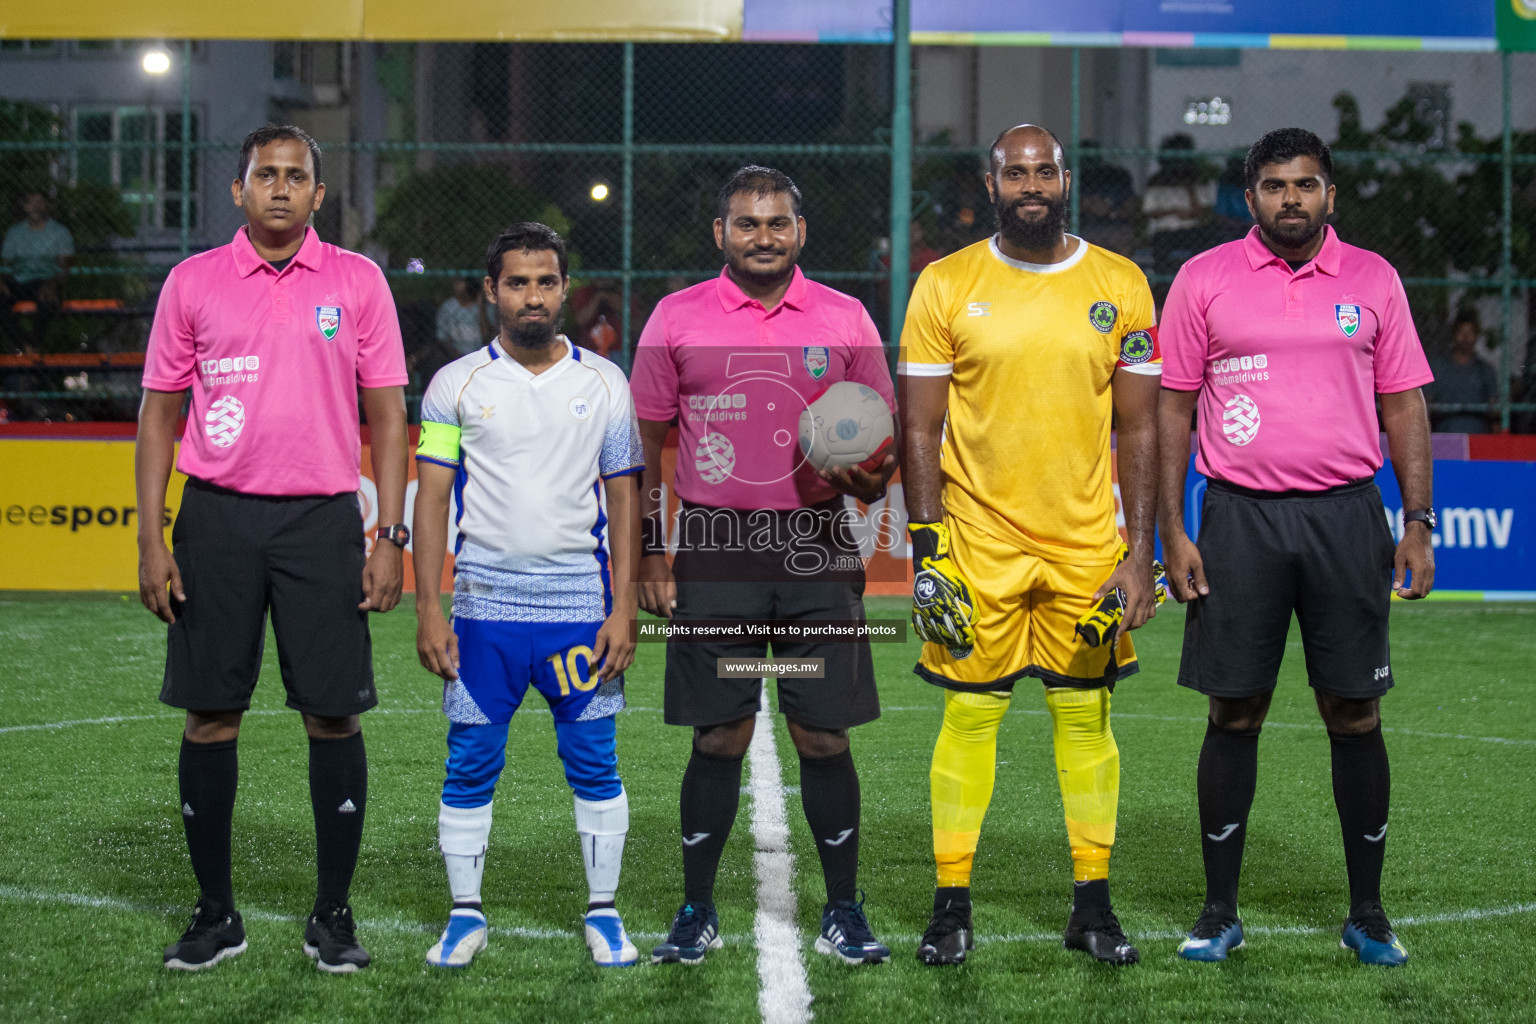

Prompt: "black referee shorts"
[1178,478,1396,701]
[160,477,377,717]
[662,501,880,731]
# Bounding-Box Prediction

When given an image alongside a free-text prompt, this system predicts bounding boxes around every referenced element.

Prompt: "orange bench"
[0,352,145,368]
[9,298,127,314]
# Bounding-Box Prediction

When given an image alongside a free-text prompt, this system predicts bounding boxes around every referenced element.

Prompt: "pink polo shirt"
[630,267,896,510]
[143,227,407,496]
[1160,226,1433,492]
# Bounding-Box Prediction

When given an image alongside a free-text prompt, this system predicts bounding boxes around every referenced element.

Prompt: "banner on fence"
[3,438,1525,597]
[743,0,1498,46]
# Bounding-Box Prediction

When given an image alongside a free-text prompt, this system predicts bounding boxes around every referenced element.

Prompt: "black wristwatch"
[1403,508,1437,531]
[376,523,411,548]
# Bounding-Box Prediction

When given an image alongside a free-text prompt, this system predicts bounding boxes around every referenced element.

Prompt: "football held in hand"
[798,381,895,473]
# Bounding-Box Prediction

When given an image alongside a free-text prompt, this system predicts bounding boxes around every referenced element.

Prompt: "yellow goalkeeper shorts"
[914,517,1137,692]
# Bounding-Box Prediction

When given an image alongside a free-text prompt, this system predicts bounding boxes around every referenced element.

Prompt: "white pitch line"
[2,881,1530,952]
[7,706,1532,748]
[883,900,1536,946]
[876,707,1536,747]
[0,883,672,943]
[747,685,813,1024]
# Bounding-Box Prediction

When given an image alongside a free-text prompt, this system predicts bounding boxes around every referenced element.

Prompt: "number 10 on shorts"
[547,645,599,695]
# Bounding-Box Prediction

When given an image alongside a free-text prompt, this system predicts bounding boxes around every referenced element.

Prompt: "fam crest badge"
[1335,304,1360,338]
[803,345,829,380]
[316,305,342,341]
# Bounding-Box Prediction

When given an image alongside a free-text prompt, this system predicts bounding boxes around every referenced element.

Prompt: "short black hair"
[1244,128,1332,191]
[989,124,1067,174]
[1453,308,1481,330]
[485,222,569,283]
[716,165,802,223]
[237,124,322,184]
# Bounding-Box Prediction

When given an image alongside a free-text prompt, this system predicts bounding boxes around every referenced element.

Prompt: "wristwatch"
[376,523,411,548]
[1403,508,1437,531]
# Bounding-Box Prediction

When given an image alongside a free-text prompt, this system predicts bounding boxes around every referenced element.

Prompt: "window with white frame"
[71,106,200,236]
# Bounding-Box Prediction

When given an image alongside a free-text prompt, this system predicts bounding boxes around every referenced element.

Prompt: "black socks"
[679,746,744,905]
[309,731,368,911]
[179,736,238,914]
[1197,718,1261,910]
[1073,878,1112,912]
[1329,724,1390,911]
[798,748,861,905]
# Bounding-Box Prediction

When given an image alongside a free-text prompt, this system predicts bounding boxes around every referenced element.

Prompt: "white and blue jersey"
[417,336,644,725]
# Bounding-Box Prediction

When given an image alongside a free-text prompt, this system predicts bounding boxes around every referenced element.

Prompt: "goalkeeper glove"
[1075,557,1169,648]
[909,521,977,657]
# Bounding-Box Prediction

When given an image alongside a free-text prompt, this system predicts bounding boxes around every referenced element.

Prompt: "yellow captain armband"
[416,420,462,467]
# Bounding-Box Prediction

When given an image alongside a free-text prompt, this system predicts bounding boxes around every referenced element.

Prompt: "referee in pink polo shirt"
[633,166,897,966]
[135,125,409,973]
[1157,128,1435,967]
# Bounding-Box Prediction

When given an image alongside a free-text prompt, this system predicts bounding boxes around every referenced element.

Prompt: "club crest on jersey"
[1089,301,1118,333]
[1120,330,1155,365]
[1335,304,1360,338]
[803,345,829,380]
[316,306,341,341]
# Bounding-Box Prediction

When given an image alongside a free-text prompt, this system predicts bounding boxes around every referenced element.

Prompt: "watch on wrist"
[376,523,410,548]
[1403,508,1436,531]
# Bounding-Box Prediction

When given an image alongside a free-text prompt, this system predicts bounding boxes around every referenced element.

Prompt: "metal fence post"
[888,0,912,350]
[1069,46,1080,237]
[180,39,191,260]
[1500,49,1514,433]
[621,41,635,368]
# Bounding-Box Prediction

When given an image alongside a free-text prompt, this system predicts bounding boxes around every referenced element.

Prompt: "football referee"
[632,166,897,966]
[136,125,409,973]
[1158,128,1435,966]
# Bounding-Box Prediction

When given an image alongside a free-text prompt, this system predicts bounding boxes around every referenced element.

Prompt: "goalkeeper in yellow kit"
[898,125,1163,966]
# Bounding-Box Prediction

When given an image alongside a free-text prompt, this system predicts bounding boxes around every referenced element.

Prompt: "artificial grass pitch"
[0,592,1532,1023]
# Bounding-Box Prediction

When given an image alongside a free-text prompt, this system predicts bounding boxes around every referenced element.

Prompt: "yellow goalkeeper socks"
[930,689,1009,888]
[1045,686,1120,882]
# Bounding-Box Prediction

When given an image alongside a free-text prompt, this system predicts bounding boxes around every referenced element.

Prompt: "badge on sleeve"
[1335,304,1360,338]
[316,305,342,341]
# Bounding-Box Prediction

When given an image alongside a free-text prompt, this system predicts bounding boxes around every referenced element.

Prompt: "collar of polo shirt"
[714,264,809,313]
[1242,223,1341,276]
[230,225,324,278]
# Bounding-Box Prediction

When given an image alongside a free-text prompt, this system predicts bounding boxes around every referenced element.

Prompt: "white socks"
[573,789,629,905]
[438,801,494,905]
[439,791,627,908]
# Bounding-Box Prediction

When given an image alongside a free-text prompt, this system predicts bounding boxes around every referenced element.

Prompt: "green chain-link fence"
[2,41,1533,431]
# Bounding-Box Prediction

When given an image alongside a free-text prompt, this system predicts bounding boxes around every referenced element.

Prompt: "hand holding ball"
[797,381,895,473]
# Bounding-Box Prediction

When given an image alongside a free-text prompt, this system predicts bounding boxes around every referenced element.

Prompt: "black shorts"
[1178,478,1396,701]
[662,501,880,731]
[160,478,377,717]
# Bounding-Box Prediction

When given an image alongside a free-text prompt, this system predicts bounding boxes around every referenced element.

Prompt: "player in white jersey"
[412,223,644,968]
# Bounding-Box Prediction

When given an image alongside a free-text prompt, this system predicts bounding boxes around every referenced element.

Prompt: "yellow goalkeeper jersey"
[899,235,1160,565]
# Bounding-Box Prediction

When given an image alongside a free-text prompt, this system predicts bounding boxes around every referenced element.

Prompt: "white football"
[797,381,895,473]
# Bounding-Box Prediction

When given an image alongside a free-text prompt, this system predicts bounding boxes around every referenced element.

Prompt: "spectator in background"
[1144,135,1218,275]
[436,276,493,356]
[571,277,626,359]
[1076,140,1137,256]
[1427,310,1499,433]
[0,191,74,351]
[1213,158,1251,237]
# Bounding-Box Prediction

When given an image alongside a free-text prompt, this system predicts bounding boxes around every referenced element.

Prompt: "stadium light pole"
[180,40,191,260]
[887,0,912,353]
[1068,47,1081,237]
[621,41,634,370]
[1499,49,1513,432]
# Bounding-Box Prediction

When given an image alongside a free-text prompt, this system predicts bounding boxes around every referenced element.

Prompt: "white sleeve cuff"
[896,361,953,377]
[1119,363,1164,377]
